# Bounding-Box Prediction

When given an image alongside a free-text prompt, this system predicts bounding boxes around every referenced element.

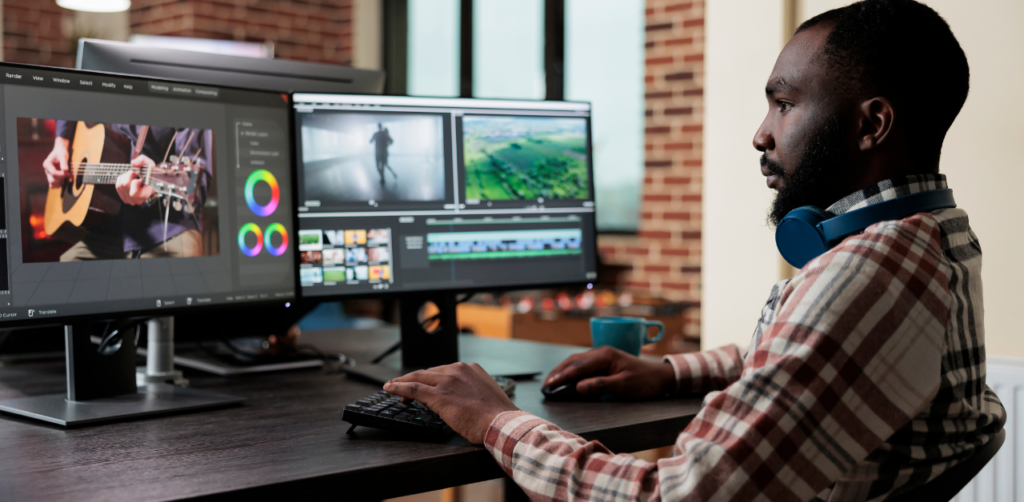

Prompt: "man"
[382,1,1006,500]
[369,122,395,183]
[42,122,211,260]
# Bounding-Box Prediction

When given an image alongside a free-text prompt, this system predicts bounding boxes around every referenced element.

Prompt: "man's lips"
[760,162,782,190]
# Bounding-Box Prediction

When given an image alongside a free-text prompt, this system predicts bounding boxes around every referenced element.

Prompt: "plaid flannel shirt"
[484,175,1005,502]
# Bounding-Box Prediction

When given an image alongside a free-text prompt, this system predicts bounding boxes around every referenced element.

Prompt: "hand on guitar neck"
[114,154,156,206]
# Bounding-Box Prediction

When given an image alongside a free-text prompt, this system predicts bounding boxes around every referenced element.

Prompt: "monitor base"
[0,320,245,428]
[344,294,544,386]
[0,383,244,427]
[170,346,323,376]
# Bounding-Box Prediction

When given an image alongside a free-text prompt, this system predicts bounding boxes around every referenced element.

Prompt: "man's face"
[754,26,860,226]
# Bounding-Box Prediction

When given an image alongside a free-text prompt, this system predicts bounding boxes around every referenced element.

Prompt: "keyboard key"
[343,392,454,438]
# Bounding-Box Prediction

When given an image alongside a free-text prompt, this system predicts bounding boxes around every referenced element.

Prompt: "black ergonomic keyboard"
[343,376,515,438]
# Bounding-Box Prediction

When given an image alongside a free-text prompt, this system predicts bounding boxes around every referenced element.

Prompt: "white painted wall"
[353,0,383,70]
[702,0,785,351]
[705,0,1024,357]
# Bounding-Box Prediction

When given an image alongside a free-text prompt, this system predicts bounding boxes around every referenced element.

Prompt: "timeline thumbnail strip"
[426,228,582,260]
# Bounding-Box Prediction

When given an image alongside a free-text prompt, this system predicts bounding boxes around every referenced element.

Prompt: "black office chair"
[890,428,1005,502]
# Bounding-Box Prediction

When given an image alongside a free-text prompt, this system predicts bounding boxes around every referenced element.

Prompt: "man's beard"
[764,115,855,227]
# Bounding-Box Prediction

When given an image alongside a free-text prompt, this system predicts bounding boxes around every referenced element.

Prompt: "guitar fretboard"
[73,163,143,185]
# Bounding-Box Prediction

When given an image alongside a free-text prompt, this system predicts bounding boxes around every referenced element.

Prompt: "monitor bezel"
[0,61,303,329]
[77,38,386,96]
[288,92,600,302]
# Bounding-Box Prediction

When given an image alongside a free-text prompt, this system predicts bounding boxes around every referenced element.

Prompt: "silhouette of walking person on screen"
[370,123,396,184]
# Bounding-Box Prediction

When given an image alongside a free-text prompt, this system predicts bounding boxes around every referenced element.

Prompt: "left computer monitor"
[0,62,297,426]
[0,63,295,324]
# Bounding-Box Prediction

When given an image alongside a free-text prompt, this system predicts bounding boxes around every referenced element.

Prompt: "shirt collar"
[826,174,948,216]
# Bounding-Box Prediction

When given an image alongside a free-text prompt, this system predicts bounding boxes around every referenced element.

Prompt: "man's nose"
[753,120,774,152]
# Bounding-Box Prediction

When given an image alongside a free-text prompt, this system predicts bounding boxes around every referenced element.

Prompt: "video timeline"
[426,229,582,260]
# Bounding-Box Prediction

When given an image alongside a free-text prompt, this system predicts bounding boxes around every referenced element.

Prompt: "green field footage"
[463,116,589,201]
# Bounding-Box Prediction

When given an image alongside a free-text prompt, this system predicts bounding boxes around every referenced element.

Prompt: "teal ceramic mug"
[590,317,664,356]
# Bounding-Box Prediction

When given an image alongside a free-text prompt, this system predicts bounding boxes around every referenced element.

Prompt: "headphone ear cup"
[776,206,831,269]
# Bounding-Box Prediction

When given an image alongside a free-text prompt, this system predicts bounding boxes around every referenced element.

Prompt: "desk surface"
[0,328,702,501]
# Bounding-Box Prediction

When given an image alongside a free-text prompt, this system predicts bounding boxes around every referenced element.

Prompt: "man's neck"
[843,153,939,201]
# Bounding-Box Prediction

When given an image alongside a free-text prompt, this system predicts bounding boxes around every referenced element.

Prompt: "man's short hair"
[797,0,969,162]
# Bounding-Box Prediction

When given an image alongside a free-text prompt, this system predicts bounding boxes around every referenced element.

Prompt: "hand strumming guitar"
[42,137,71,188]
[115,154,156,206]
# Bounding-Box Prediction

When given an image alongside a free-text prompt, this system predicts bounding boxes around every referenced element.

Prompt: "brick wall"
[598,0,704,338]
[130,0,353,65]
[4,1,76,67]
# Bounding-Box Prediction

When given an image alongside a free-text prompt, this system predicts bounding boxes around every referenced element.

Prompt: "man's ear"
[857,97,895,151]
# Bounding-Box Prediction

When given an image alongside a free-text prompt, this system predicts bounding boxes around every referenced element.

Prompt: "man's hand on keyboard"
[383,362,518,444]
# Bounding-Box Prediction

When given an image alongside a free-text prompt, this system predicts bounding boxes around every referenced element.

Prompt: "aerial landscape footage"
[462,116,589,201]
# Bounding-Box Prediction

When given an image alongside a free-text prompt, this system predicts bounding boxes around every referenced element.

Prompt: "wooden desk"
[0,328,702,501]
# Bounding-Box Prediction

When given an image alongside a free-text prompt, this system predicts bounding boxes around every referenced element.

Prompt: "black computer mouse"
[541,379,604,402]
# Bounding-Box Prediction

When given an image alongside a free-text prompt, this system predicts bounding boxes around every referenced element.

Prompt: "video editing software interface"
[292,94,597,296]
[0,64,295,323]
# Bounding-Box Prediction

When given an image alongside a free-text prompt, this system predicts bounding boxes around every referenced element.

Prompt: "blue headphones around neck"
[775,188,956,269]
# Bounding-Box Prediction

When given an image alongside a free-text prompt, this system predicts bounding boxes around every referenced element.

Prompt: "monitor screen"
[292,94,598,297]
[0,63,296,325]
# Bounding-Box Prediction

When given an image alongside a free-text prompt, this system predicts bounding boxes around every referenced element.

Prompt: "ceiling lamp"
[57,0,131,13]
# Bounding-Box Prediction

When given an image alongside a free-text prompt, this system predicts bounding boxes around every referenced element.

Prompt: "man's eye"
[777,101,793,112]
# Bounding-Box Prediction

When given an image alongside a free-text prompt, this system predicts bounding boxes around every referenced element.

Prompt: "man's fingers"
[127,179,154,204]
[115,175,130,201]
[132,154,155,168]
[129,179,145,202]
[545,353,587,385]
[577,373,629,395]
[390,369,448,386]
[547,349,613,386]
[383,381,434,401]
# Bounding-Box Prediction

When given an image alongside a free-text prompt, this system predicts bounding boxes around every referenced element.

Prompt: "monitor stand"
[151,303,323,376]
[344,294,543,386]
[0,318,243,427]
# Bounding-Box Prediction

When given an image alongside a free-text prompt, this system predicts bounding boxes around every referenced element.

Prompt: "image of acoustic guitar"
[43,122,201,236]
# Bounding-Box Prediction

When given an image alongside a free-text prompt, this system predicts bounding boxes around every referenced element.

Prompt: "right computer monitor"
[291,94,598,297]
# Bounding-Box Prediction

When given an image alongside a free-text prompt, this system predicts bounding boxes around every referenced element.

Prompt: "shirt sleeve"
[485,216,951,501]
[55,120,75,141]
[662,344,743,394]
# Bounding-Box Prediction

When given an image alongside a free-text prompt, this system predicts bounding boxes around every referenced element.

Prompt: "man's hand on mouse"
[383,362,519,444]
[545,346,677,399]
